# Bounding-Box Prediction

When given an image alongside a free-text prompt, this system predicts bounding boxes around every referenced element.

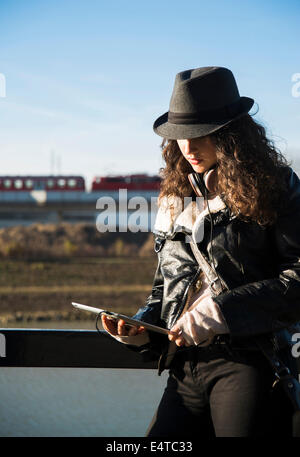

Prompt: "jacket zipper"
[177,266,203,320]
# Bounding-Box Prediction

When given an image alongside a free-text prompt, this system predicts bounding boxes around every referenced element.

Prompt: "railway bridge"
[0,190,159,230]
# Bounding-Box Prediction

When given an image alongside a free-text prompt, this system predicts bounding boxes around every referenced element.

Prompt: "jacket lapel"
[153,194,228,239]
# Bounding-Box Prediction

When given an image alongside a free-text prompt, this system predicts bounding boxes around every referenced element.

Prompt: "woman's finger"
[175,336,186,347]
[170,323,180,333]
[168,324,187,346]
[127,324,146,336]
[101,315,118,335]
[128,325,139,336]
[168,326,182,342]
[117,319,127,336]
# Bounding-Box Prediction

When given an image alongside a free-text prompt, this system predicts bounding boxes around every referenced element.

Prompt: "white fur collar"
[153,194,226,239]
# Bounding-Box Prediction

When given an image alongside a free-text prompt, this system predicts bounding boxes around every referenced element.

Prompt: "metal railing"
[0,329,157,369]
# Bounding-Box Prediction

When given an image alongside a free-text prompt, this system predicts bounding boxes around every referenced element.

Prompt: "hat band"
[168,100,241,124]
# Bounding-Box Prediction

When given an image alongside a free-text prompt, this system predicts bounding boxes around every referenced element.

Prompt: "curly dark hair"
[158,114,291,226]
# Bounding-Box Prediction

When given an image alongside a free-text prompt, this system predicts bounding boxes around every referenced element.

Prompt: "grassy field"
[0,257,157,325]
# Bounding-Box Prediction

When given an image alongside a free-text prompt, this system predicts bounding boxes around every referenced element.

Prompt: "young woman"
[102,66,300,437]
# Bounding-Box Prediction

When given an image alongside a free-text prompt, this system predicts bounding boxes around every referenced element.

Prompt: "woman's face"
[177,136,217,173]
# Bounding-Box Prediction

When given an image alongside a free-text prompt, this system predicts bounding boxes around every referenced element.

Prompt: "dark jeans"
[146,344,293,437]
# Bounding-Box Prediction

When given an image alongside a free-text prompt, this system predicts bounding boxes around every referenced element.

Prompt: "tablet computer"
[71,302,174,336]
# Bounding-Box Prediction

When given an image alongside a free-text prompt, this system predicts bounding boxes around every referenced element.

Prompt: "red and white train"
[0,176,85,192]
[91,174,161,191]
[0,174,161,203]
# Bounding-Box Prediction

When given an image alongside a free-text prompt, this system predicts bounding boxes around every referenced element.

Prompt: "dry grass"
[0,256,157,325]
[0,222,158,325]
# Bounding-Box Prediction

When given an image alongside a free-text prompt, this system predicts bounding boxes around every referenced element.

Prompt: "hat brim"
[153,97,254,140]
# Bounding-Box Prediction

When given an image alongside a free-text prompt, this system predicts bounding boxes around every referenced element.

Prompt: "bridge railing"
[0,328,157,369]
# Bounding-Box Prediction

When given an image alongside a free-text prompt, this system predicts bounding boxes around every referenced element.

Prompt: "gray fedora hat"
[153,66,254,140]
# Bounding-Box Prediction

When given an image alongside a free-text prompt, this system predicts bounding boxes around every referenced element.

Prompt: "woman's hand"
[101,314,146,337]
[168,322,189,347]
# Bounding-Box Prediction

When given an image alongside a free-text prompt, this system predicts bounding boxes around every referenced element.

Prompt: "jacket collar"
[153,194,227,239]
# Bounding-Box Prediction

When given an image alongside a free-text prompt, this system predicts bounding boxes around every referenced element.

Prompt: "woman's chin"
[191,163,206,173]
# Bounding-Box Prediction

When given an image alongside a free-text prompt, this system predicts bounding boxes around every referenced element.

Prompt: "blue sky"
[0,0,299,188]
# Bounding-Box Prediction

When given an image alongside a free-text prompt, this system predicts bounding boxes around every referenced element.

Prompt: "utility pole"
[50,149,55,175]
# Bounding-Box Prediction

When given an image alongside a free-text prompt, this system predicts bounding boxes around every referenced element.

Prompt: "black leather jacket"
[132,167,300,372]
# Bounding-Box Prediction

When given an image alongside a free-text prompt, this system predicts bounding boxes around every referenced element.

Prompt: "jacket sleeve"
[213,169,300,338]
[127,238,167,360]
[132,254,164,326]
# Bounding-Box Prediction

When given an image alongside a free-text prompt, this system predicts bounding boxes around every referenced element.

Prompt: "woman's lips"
[189,159,203,165]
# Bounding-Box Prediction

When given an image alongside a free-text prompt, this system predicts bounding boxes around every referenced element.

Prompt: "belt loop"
[214,334,235,357]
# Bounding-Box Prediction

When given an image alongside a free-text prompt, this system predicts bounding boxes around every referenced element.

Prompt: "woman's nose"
[184,139,192,154]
